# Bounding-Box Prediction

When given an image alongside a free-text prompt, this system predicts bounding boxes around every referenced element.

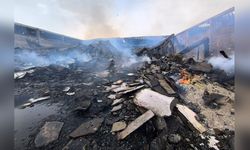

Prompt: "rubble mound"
[15,52,234,150]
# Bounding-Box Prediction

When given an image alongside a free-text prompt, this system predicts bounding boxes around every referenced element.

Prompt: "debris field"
[15,44,235,150]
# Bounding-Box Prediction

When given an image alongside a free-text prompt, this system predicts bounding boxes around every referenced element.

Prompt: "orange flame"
[179,69,191,84]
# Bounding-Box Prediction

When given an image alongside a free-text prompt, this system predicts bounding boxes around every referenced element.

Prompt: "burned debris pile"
[105,51,235,149]
[15,42,234,150]
[17,42,234,150]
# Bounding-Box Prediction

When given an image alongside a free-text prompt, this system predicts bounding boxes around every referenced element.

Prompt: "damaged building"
[14,8,235,150]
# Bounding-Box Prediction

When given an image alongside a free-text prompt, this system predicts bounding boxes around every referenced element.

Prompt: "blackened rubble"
[15,28,235,150]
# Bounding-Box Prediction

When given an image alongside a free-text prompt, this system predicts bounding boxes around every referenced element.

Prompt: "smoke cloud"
[15,0,235,39]
[107,38,152,68]
[15,49,91,69]
[208,54,235,75]
[14,37,155,70]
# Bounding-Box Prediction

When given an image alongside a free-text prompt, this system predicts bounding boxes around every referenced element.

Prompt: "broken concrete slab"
[111,104,123,112]
[134,89,176,117]
[112,98,124,106]
[117,110,155,140]
[35,121,64,147]
[176,104,206,133]
[69,118,104,138]
[111,121,127,132]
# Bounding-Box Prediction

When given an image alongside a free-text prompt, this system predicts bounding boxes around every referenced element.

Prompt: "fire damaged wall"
[136,7,234,63]
[15,23,82,49]
[174,7,235,61]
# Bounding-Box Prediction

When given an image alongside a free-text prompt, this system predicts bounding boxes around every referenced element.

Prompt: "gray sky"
[15,0,235,40]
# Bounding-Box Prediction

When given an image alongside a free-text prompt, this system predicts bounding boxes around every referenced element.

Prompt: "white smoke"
[15,50,91,69]
[208,54,235,75]
[121,55,151,68]
[108,39,151,68]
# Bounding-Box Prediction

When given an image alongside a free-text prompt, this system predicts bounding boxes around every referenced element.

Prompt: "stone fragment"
[111,121,127,132]
[69,118,104,138]
[73,100,91,112]
[35,121,64,147]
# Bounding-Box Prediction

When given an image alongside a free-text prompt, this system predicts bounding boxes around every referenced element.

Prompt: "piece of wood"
[111,104,123,112]
[134,89,176,117]
[176,104,206,133]
[112,83,130,93]
[112,98,124,106]
[120,85,144,95]
[158,79,176,95]
[117,110,155,140]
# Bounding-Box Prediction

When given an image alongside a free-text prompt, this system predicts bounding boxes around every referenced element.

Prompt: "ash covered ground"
[14,34,235,150]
